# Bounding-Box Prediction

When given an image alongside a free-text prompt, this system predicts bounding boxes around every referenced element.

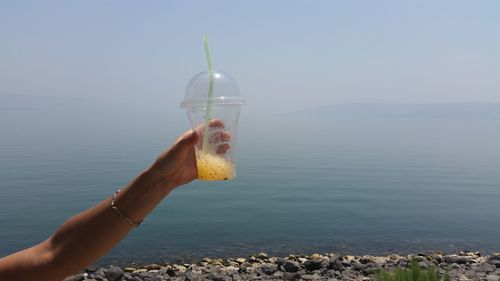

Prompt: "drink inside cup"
[196,150,235,180]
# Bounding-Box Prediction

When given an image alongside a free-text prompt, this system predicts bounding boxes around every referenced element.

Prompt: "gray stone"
[298,257,308,263]
[490,260,500,268]
[103,266,124,281]
[418,261,432,269]
[445,255,472,264]
[134,271,154,279]
[63,274,85,281]
[323,269,336,277]
[412,256,426,262]
[238,262,251,270]
[301,273,320,280]
[257,252,269,259]
[284,272,301,281]
[231,273,244,281]
[222,266,238,275]
[398,259,409,267]
[261,264,278,275]
[359,256,376,264]
[328,260,345,271]
[144,264,162,270]
[487,275,500,281]
[205,272,226,281]
[166,267,177,277]
[185,270,195,281]
[129,276,144,281]
[304,259,323,271]
[277,258,300,273]
[477,263,496,273]
[124,267,136,273]
[361,265,381,276]
[95,268,106,278]
[272,271,285,278]
[352,262,367,271]
[388,254,401,261]
[235,258,246,264]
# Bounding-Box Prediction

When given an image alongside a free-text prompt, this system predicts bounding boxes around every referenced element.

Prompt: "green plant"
[376,259,451,281]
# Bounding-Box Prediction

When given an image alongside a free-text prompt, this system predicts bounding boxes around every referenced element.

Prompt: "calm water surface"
[1,108,499,264]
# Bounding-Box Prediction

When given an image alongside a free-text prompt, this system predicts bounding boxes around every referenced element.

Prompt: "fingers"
[192,120,232,155]
[194,119,225,134]
[210,131,231,154]
[210,131,231,142]
[209,119,224,128]
[216,143,230,154]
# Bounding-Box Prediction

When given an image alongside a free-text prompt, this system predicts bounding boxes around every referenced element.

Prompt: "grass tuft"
[376,258,451,281]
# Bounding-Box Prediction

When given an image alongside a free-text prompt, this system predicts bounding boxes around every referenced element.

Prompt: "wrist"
[142,166,176,193]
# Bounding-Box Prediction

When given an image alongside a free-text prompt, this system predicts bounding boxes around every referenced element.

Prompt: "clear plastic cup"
[181,70,245,181]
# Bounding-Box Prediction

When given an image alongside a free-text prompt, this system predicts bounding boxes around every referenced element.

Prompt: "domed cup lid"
[181,70,245,108]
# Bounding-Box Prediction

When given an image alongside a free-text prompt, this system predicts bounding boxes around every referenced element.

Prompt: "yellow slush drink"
[196,151,235,181]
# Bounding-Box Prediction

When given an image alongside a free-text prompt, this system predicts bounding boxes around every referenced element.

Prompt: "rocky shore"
[64,252,500,281]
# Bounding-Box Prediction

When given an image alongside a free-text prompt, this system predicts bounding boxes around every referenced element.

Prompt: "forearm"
[0,128,200,281]
[48,167,173,276]
[0,166,174,281]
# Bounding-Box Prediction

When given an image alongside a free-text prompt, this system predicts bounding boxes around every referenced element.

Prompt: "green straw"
[202,35,215,153]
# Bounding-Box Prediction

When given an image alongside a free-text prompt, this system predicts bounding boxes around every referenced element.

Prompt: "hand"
[149,120,230,189]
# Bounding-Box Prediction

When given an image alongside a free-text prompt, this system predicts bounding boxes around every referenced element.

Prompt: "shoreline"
[65,251,500,281]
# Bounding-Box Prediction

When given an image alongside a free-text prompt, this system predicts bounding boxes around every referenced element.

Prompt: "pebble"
[389,254,401,260]
[284,272,301,281]
[103,266,124,281]
[63,274,85,281]
[124,267,136,272]
[359,255,376,264]
[261,263,278,275]
[489,260,500,268]
[445,255,473,264]
[301,273,320,280]
[487,275,500,281]
[328,259,345,271]
[257,252,268,259]
[173,264,187,273]
[298,257,308,263]
[235,258,246,264]
[144,263,161,270]
[304,259,323,271]
[277,258,300,272]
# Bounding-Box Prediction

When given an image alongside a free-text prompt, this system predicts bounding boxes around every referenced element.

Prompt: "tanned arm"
[0,122,228,281]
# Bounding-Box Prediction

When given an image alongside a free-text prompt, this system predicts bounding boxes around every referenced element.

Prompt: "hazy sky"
[1,1,499,114]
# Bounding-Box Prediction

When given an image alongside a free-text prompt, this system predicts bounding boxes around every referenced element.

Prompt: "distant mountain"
[0,93,181,115]
[294,102,500,120]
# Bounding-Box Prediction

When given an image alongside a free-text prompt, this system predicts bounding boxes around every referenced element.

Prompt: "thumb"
[170,130,200,158]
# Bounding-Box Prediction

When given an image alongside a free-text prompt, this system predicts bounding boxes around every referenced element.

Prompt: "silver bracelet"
[111,189,143,227]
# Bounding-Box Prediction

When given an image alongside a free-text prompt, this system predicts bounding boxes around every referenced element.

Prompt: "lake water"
[1,103,500,264]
